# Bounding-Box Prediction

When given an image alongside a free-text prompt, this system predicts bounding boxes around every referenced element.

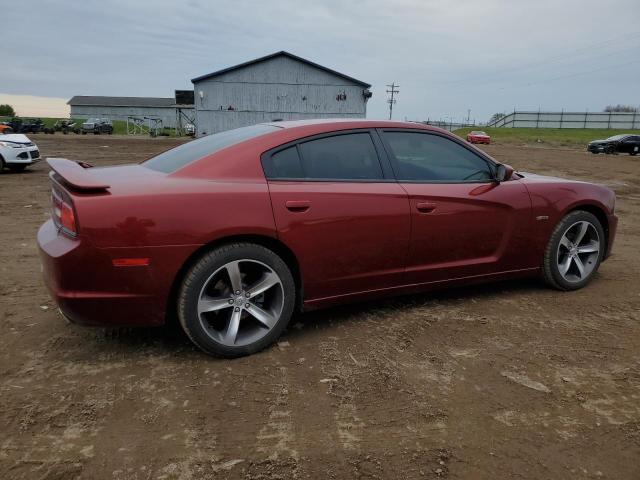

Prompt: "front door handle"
[416,201,437,213]
[285,200,311,212]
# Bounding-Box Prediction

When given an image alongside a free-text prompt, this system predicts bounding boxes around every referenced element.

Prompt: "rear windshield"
[143,124,280,173]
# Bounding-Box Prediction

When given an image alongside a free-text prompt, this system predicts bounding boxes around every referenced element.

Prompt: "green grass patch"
[453,127,640,147]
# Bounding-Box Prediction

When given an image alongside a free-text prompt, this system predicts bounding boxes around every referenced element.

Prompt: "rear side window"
[263,132,384,180]
[269,146,304,178]
[300,133,383,180]
[383,131,494,182]
[144,124,280,173]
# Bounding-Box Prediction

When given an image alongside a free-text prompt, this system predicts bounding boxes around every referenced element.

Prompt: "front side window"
[383,131,494,182]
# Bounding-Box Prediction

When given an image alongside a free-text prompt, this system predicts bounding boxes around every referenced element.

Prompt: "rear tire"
[177,243,296,357]
[542,210,605,291]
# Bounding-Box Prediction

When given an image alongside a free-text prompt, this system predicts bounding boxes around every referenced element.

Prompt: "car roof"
[173,118,491,180]
[261,118,445,133]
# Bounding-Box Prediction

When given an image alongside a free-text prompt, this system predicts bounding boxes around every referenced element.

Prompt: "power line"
[386,82,399,120]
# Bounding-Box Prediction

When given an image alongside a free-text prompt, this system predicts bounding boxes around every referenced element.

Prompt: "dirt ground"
[1,134,639,480]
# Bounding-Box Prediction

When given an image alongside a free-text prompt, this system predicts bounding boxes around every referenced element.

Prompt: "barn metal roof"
[191,51,371,88]
[67,96,182,107]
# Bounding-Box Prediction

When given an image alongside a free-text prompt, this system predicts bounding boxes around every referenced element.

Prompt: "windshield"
[605,134,628,141]
[471,131,487,135]
[144,124,280,173]
[86,118,99,123]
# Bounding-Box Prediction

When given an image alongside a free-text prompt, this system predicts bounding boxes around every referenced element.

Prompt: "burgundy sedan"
[38,120,617,357]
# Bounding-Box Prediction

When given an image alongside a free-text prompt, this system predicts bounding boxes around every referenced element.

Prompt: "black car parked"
[587,134,640,155]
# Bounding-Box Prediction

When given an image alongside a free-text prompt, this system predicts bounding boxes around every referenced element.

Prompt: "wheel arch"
[164,234,304,326]
[564,203,609,252]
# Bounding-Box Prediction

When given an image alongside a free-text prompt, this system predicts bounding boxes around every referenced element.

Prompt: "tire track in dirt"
[256,366,299,464]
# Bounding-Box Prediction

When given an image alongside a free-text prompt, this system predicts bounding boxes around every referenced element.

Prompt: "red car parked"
[38,120,617,357]
[467,130,491,144]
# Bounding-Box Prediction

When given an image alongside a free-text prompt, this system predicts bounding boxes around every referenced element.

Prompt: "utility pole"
[386,82,399,120]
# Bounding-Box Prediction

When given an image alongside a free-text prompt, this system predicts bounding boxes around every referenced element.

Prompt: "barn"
[67,95,195,129]
[191,51,372,136]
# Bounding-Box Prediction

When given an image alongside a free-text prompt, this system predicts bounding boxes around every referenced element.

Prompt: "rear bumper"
[37,219,167,327]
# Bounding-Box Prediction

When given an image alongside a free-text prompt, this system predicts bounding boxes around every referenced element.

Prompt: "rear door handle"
[285,200,311,212]
[416,201,437,213]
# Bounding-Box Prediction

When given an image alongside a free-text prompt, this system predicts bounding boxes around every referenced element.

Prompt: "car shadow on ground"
[85,277,546,359]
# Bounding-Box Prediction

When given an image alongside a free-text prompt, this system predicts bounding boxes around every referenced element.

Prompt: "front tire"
[542,211,605,291]
[177,243,296,357]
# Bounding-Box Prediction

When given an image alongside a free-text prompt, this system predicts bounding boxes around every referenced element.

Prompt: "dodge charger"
[37,120,617,357]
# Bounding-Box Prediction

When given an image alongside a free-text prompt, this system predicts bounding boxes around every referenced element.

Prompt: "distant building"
[67,95,194,129]
[191,51,372,136]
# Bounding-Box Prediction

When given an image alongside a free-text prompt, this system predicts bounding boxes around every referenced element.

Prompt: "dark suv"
[81,118,114,135]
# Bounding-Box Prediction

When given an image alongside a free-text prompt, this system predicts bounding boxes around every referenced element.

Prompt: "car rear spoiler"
[47,158,110,191]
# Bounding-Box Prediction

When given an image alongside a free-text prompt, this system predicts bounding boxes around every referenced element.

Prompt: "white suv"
[0,133,41,172]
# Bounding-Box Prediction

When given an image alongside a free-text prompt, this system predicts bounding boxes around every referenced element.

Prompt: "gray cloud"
[2,0,639,122]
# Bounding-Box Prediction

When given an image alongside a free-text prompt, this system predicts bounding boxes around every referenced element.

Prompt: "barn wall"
[69,105,194,129]
[193,55,369,135]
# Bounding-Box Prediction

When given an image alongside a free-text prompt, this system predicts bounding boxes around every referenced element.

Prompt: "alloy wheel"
[556,221,600,283]
[197,259,284,347]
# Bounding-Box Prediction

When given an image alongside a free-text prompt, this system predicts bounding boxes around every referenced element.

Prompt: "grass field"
[453,127,640,147]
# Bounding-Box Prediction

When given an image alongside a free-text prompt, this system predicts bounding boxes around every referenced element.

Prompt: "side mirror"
[495,163,514,182]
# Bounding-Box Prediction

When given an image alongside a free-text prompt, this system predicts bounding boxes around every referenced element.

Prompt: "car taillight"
[52,188,77,236]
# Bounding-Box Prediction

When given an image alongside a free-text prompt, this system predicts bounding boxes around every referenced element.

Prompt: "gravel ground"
[1,134,639,479]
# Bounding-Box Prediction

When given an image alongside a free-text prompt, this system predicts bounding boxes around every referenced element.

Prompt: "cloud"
[2,0,639,122]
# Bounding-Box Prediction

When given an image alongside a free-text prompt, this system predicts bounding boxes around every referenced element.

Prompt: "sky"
[1,0,639,122]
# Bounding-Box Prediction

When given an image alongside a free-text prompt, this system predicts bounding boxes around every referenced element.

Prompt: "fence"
[488,111,640,129]
[419,120,479,132]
